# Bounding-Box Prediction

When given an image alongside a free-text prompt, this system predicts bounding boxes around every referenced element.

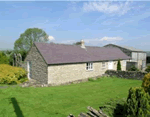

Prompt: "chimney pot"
[80,40,85,48]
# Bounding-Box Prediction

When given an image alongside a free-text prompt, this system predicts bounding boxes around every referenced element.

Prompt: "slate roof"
[34,42,131,65]
[104,44,145,52]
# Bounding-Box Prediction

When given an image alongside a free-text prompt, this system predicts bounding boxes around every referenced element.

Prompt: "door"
[27,61,32,79]
[108,61,113,70]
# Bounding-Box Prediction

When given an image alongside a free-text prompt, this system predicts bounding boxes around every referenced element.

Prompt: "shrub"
[117,59,122,71]
[142,73,150,95]
[145,66,150,73]
[128,65,139,71]
[125,87,150,117]
[0,64,27,84]
[88,78,94,82]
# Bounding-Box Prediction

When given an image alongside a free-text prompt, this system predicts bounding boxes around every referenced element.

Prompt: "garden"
[0,76,149,117]
[0,55,150,116]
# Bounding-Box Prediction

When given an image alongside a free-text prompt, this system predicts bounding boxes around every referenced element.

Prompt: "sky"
[0,1,150,51]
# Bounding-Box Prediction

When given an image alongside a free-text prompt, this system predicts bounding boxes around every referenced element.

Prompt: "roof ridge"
[34,42,81,47]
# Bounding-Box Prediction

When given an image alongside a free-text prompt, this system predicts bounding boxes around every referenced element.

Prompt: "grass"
[0,77,142,117]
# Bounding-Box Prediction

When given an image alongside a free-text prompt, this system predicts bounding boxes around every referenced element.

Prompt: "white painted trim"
[108,61,113,70]
[86,62,93,71]
[27,61,31,80]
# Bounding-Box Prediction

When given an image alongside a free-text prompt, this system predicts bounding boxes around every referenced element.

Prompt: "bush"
[0,51,9,64]
[145,66,150,73]
[142,73,150,95]
[0,64,27,84]
[125,87,150,117]
[117,59,122,71]
[128,65,139,71]
[88,78,95,82]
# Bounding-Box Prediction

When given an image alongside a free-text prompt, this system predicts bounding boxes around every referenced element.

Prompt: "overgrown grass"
[0,77,142,117]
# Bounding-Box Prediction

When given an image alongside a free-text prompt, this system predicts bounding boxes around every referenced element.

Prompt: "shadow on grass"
[113,104,126,117]
[11,97,24,117]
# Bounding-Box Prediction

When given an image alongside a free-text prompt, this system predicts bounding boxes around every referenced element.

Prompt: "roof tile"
[34,42,131,64]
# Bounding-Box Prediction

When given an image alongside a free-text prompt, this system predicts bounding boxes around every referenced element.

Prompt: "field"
[0,77,142,117]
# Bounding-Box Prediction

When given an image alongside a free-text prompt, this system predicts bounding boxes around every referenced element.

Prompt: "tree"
[14,28,49,52]
[0,51,9,64]
[73,41,81,45]
[117,59,122,71]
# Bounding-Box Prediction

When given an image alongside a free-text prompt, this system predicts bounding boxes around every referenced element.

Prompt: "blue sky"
[0,1,150,51]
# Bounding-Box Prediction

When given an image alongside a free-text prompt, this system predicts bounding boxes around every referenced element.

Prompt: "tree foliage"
[117,59,122,71]
[14,28,49,52]
[142,73,150,95]
[73,41,81,45]
[145,66,150,73]
[0,51,9,64]
[128,65,139,71]
[125,87,150,117]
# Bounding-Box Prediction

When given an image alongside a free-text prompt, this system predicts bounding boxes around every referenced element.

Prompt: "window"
[102,62,106,68]
[86,63,93,70]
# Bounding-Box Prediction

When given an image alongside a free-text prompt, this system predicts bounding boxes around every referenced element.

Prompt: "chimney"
[80,40,85,49]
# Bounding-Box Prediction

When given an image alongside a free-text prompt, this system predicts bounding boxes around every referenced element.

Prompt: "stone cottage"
[104,44,147,71]
[22,40,130,85]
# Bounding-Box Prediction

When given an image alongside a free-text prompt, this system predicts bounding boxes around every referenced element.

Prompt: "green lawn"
[0,77,142,117]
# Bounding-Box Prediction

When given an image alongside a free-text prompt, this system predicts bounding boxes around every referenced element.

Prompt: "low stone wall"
[20,75,102,88]
[105,70,147,80]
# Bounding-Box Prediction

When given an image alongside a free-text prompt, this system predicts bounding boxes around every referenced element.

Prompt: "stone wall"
[105,70,147,80]
[48,60,126,85]
[23,44,48,84]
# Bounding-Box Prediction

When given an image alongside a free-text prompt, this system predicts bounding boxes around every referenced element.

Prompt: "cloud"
[58,36,123,46]
[48,36,55,41]
[83,1,133,15]
[100,36,123,41]
[83,36,123,46]
[60,40,76,44]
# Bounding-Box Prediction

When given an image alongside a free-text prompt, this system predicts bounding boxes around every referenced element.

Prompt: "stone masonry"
[105,70,147,80]
[23,44,48,84]
[48,60,126,85]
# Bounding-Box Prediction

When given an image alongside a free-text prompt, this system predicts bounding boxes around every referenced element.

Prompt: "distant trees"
[0,51,9,64]
[73,41,81,45]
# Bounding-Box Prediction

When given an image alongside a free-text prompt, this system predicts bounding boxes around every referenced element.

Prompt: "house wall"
[48,60,126,85]
[131,52,146,70]
[23,44,48,84]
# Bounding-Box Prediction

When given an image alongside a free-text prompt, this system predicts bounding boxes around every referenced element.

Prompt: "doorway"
[27,61,32,79]
[108,61,113,70]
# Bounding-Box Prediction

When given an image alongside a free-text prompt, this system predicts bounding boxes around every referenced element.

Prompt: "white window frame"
[86,62,93,70]
[102,62,106,69]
